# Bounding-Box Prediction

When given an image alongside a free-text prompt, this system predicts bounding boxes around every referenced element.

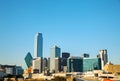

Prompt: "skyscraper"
[50,45,61,72]
[34,33,43,58]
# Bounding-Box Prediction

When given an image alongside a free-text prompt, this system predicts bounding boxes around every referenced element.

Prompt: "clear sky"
[0,0,120,67]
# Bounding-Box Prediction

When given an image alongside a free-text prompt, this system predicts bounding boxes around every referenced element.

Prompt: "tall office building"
[50,45,61,72]
[34,33,43,58]
[99,49,108,69]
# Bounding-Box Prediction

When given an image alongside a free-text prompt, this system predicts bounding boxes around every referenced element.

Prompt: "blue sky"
[0,0,120,67]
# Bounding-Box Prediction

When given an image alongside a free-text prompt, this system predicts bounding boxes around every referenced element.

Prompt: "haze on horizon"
[0,0,120,67]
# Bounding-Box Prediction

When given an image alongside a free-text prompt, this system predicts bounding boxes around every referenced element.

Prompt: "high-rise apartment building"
[34,33,43,58]
[50,46,61,72]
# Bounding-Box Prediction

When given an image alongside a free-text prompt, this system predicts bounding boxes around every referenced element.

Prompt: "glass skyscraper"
[34,33,43,58]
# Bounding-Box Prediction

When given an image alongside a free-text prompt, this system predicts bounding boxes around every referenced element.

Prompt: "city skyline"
[0,0,120,67]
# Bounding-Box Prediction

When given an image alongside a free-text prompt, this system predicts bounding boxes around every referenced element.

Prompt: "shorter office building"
[62,52,70,58]
[83,58,101,72]
[42,58,48,72]
[55,57,62,73]
[0,69,6,78]
[82,53,90,58]
[16,66,23,75]
[61,52,70,72]
[4,65,16,75]
[67,56,83,72]
[67,57,101,72]
[47,57,50,70]
[32,57,43,73]
[24,52,33,68]
[0,64,23,77]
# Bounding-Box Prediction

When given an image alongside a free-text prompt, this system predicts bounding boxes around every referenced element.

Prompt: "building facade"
[34,33,43,58]
[47,57,50,70]
[16,66,23,75]
[62,52,70,58]
[50,46,61,72]
[42,58,48,72]
[55,57,62,73]
[32,57,43,73]
[24,52,33,68]
[61,52,70,72]
[99,49,108,69]
[83,58,101,72]
[67,57,83,72]
[82,53,90,58]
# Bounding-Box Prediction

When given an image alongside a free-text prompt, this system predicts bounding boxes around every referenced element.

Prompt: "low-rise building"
[67,56,83,72]
[83,58,101,72]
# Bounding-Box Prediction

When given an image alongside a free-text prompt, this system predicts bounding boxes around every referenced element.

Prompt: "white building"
[99,49,108,69]
[50,46,61,72]
[5,68,13,75]
[32,57,43,73]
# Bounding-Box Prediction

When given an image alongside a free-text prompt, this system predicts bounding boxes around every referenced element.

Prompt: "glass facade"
[34,33,43,57]
[67,57,101,72]
[67,57,83,72]
[83,58,101,72]
[62,52,70,58]
[24,52,33,68]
